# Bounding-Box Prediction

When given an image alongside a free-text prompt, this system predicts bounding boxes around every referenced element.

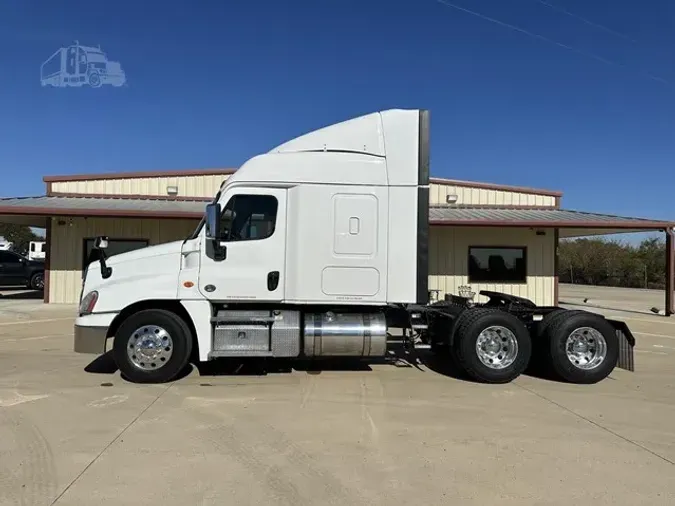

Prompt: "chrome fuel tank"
[304,312,387,357]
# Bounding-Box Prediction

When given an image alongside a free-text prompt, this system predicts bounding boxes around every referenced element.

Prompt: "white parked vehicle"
[74,109,635,385]
[28,241,46,261]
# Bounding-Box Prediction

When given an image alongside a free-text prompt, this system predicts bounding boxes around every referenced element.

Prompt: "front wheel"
[30,272,44,291]
[452,308,531,384]
[112,309,193,384]
[544,312,618,384]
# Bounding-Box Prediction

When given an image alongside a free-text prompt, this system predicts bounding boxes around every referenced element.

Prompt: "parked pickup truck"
[0,250,45,290]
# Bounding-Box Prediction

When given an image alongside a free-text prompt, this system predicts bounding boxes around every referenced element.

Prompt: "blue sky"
[1,0,674,223]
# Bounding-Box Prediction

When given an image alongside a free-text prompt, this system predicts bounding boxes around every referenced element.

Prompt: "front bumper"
[73,312,119,354]
[74,325,109,354]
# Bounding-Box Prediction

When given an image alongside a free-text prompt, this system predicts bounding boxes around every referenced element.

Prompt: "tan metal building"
[1,168,673,313]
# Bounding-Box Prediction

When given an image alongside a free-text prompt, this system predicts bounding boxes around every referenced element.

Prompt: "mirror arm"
[93,236,113,279]
[214,242,227,261]
[99,249,112,279]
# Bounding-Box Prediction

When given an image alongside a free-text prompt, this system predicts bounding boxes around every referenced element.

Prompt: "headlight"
[79,291,99,315]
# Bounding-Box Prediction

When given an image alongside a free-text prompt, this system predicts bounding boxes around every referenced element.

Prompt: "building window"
[220,195,278,241]
[82,238,149,272]
[468,246,527,283]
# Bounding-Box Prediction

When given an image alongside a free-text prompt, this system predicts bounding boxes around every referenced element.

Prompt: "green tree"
[636,237,665,289]
[0,223,41,256]
[559,236,666,289]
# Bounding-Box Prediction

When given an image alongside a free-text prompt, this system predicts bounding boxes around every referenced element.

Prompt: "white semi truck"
[74,109,635,385]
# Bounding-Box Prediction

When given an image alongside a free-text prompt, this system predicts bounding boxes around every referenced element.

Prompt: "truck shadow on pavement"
[84,352,119,375]
[84,351,197,382]
[83,348,566,384]
[195,357,375,377]
[83,348,475,383]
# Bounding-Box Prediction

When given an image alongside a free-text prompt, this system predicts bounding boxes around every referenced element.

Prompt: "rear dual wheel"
[452,308,532,384]
[450,308,618,384]
[540,311,618,384]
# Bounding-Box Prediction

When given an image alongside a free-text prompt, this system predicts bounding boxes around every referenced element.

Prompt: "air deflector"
[418,110,430,186]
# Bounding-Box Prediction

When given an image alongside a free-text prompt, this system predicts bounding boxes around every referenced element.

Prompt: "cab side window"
[219,195,278,242]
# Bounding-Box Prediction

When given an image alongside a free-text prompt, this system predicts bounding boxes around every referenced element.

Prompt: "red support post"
[666,228,674,316]
[44,217,52,304]
[554,228,559,306]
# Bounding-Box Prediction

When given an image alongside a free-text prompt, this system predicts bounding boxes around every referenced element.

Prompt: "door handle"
[267,271,279,291]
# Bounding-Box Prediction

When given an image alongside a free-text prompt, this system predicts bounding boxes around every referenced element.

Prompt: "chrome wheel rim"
[566,327,607,370]
[34,275,44,290]
[127,325,173,371]
[476,325,518,369]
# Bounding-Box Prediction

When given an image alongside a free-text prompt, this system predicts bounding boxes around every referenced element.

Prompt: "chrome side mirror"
[93,236,112,279]
[204,203,221,240]
[94,236,109,250]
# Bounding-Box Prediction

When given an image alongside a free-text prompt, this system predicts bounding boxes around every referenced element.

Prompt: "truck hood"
[105,240,183,266]
[83,240,188,313]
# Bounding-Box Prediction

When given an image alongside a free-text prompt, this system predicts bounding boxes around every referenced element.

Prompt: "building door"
[198,187,287,302]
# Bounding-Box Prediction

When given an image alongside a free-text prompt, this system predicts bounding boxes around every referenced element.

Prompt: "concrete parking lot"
[1,292,674,505]
[0,287,43,301]
[560,283,670,314]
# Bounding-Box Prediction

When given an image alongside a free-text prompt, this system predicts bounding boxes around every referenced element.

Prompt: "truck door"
[198,187,287,302]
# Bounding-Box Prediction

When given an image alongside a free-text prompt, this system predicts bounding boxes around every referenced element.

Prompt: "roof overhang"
[429,206,675,234]
[1,198,672,237]
[0,195,206,224]
[0,214,48,228]
[559,228,661,238]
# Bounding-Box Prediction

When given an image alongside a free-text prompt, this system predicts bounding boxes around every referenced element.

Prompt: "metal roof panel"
[429,206,675,229]
[0,196,205,218]
[0,197,672,230]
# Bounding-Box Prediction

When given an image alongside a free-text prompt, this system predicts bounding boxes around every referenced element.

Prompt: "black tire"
[529,309,581,373]
[430,341,449,355]
[30,272,44,291]
[544,311,618,384]
[113,309,193,384]
[536,309,567,339]
[452,308,531,384]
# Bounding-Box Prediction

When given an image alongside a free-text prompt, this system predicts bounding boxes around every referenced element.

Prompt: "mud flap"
[607,319,635,372]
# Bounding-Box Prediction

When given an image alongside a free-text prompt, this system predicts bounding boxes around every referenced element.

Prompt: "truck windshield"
[186,189,221,240]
